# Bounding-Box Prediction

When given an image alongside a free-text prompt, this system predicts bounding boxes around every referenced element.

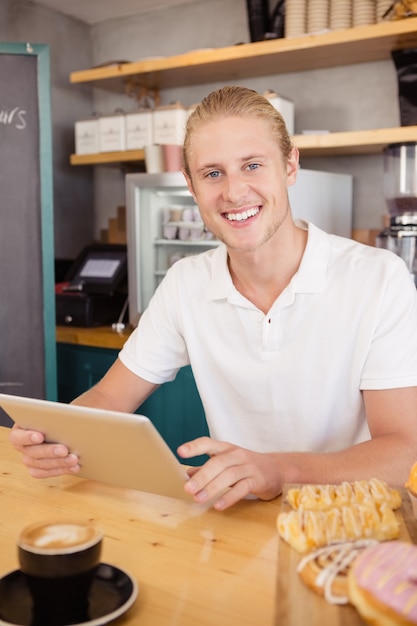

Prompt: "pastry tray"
[275,486,417,626]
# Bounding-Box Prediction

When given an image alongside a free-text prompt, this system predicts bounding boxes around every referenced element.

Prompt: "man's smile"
[223,207,260,222]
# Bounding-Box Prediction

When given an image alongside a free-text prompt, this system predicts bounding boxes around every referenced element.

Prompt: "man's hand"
[9,424,80,478]
[177,437,282,510]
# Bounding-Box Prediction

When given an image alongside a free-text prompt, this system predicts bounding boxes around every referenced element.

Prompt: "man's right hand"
[9,424,80,478]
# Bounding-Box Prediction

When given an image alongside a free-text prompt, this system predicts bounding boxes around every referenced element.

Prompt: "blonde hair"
[183,86,293,178]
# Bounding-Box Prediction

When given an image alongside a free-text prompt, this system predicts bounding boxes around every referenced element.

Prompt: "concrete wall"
[87,0,400,236]
[0,0,94,259]
[2,0,403,249]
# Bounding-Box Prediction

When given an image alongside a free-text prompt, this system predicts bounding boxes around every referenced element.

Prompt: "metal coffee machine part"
[376,214,417,280]
[376,142,417,284]
[383,142,417,216]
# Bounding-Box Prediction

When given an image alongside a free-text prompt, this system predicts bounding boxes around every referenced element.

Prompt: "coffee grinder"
[376,142,417,284]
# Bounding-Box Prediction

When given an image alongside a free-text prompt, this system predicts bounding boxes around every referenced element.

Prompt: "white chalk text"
[0,107,27,130]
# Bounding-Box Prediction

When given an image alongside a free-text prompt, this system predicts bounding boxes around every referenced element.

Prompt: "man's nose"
[222,172,248,203]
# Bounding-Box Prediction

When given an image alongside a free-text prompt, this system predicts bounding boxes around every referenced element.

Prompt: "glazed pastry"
[286,478,402,512]
[297,539,378,605]
[405,461,417,496]
[348,540,417,625]
[277,502,400,554]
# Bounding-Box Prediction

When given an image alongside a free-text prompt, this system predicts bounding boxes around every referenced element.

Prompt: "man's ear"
[182,170,197,202]
[287,147,299,188]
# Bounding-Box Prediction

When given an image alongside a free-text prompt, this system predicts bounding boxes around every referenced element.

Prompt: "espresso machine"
[376,142,417,284]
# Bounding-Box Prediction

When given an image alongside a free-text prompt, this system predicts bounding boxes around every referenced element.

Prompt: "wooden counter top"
[0,426,279,625]
[56,325,133,350]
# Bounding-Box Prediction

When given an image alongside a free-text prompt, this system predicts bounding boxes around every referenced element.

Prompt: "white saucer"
[0,563,138,626]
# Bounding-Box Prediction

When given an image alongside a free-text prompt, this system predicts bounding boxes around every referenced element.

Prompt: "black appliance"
[55,244,128,327]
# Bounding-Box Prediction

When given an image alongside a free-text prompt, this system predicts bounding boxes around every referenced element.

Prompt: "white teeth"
[225,207,259,222]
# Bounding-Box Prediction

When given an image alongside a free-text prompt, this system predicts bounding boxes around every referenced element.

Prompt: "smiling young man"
[10,86,417,510]
[181,97,307,315]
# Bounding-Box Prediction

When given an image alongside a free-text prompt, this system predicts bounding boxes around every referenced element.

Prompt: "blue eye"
[248,163,259,170]
[207,170,220,178]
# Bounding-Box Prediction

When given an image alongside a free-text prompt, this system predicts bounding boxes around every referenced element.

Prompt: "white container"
[264,91,295,135]
[98,113,126,152]
[153,103,187,146]
[125,110,153,150]
[74,118,99,155]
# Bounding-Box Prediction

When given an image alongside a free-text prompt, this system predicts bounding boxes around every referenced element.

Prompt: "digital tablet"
[0,392,194,502]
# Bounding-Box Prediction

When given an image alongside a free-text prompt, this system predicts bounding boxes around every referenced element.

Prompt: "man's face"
[184,115,299,253]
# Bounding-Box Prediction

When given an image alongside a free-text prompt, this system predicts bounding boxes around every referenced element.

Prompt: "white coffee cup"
[144,144,164,173]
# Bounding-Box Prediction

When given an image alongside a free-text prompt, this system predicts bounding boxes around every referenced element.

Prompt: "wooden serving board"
[275,486,417,626]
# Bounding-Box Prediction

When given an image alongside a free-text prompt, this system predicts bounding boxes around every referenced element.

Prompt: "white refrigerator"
[125,170,353,325]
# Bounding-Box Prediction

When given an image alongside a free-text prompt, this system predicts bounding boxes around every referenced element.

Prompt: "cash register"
[55,243,128,327]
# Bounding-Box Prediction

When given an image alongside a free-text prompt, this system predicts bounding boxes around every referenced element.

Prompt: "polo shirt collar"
[207,220,331,301]
[207,244,233,300]
[291,220,330,294]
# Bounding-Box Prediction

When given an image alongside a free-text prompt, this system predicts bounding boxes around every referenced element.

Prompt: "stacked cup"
[144,144,183,173]
[352,0,376,26]
[285,0,307,37]
[376,0,393,21]
[330,0,352,30]
[307,0,329,34]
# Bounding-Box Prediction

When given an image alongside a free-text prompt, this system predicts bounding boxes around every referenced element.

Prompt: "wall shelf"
[293,126,417,156]
[70,126,417,165]
[70,18,417,92]
[69,19,417,165]
[70,149,144,165]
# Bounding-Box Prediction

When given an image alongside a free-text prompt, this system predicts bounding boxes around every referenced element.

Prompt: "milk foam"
[33,524,91,548]
[21,522,100,551]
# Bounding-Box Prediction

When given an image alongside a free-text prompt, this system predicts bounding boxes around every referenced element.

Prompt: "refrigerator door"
[126,172,219,324]
[290,169,353,238]
[125,170,353,324]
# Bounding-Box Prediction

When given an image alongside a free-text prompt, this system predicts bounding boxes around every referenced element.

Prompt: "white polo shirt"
[119,222,417,454]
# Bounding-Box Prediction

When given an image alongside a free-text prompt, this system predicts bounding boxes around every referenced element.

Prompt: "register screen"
[69,246,127,294]
[79,259,121,279]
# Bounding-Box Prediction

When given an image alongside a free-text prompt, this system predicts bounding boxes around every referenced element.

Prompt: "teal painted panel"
[140,366,209,465]
[56,344,117,402]
[56,343,208,465]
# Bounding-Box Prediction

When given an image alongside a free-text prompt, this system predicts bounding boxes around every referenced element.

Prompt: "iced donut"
[297,539,378,605]
[348,541,417,625]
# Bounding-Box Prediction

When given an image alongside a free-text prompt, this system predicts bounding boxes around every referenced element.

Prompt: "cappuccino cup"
[18,519,103,626]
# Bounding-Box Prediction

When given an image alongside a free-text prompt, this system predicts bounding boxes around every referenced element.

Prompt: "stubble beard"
[219,202,291,253]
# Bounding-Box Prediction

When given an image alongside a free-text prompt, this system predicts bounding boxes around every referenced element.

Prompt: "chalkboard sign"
[0,42,56,422]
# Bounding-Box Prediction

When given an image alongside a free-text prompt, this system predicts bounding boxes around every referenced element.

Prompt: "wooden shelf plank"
[70,18,417,92]
[69,127,417,164]
[70,149,144,165]
[293,126,417,156]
